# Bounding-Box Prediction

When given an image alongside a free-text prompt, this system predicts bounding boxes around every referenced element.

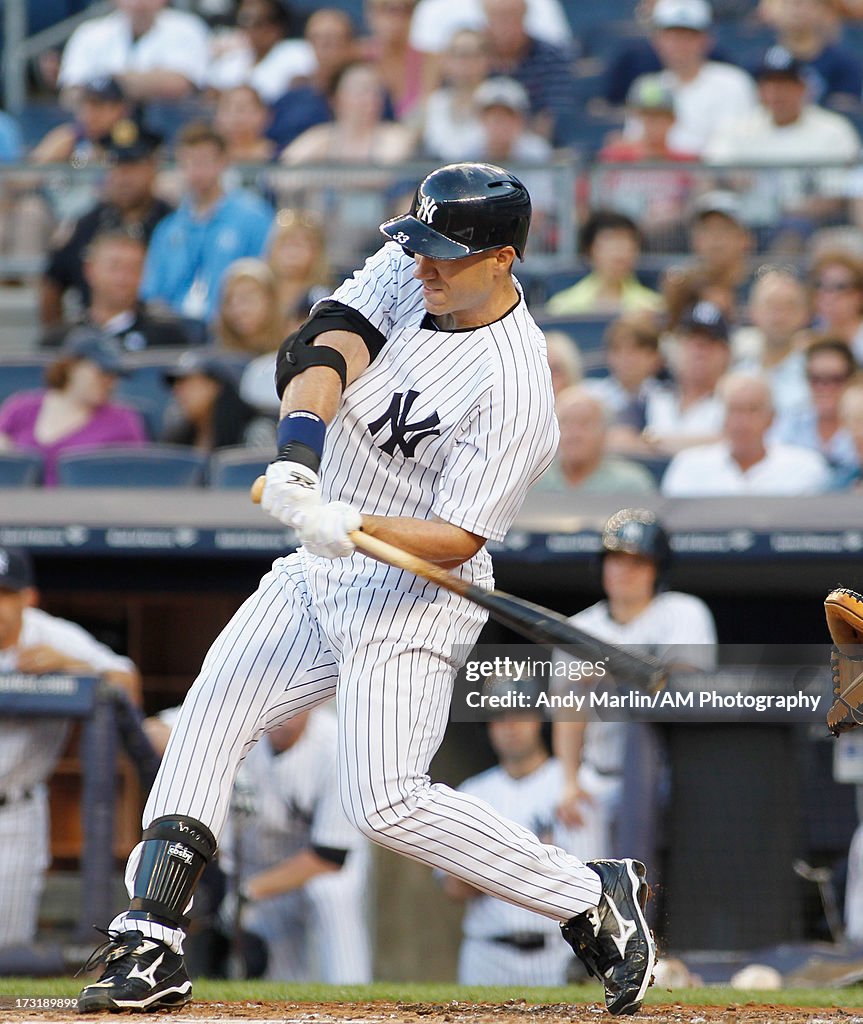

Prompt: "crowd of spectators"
[2,0,863,494]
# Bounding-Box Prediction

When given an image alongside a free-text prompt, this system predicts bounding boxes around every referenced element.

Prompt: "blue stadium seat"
[0,357,50,407]
[535,314,613,357]
[629,453,672,487]
[114,363,176,439]
[0,452,43,486]
[56,446,208,487]
[209,447,269,490]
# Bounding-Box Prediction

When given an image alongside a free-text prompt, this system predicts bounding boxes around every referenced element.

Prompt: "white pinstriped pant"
[135,554,602,929]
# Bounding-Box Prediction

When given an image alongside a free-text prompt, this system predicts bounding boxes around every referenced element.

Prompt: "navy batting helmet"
[601,508,672,574]
[380,163,532,261]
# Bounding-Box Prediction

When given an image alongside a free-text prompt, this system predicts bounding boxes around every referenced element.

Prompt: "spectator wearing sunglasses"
[770,337,858,470]
[810,249,863,362]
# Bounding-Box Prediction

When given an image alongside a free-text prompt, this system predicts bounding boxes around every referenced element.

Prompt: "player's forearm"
[360,515,485,568]
[552,719,586,783]
[244,849,340,900]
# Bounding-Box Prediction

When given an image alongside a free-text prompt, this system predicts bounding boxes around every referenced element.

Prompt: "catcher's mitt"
[825,588,863,734]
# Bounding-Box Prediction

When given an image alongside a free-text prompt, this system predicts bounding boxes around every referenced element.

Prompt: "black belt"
[490,932,547,952]
[0,788,34,808]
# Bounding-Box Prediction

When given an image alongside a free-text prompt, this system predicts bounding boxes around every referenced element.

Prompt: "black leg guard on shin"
[126,815,217,930]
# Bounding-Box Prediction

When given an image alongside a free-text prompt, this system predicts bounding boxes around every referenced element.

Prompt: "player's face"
[602,551,657,604]
[0,589,27,650]
[488,716,543,763]
[412,247,516,328]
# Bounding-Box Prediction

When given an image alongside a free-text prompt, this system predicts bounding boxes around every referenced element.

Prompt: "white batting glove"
[260,460,321,529]
[297,501,362,559]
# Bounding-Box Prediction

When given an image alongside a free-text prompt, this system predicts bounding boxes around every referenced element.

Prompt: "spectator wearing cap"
[614,301,732,458]
[761,0,862,111]
[471,77,551,163]
[208,0,314,103]
[771,337,858,469]
[602,0,736,107]
[266,9,357,151]
[0,546,140,949]
[646,0,757,155]
[661,191,754,326]
[595,74,698,251]
[30,76,129,167]
[661,370,831,494]
[0,331,146,486]
[161,351,274,451]
[420,29,490,161]
[600,74,696,161]
[39,231,192,352]
[705,46,861,163]
[535,386,657,493]
[141,123,273,323]
[40,120,170,327]
[479,0,577,146]
[545,210,663,316]
[58,0,210,106]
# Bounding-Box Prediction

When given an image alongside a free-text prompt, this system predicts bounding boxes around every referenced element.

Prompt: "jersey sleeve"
[325,243,403,340]
[26,611,135,675]
[432,332,559,542]
[653,595,717,670]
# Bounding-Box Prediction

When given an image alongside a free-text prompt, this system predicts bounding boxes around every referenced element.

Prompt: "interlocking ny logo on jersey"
[416,194,438,224]
[367,390,441,457]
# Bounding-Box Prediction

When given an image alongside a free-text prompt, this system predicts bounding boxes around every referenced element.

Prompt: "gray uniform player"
[78,163,656,1016]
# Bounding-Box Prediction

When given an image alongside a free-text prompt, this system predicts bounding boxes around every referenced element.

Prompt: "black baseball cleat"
[76,929,192,1013]
[561,859,656,1015]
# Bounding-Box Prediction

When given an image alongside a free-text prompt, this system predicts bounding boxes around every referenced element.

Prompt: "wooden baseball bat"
[251,476,668,693]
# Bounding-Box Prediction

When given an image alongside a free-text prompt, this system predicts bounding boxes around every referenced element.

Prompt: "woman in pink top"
[0,332,147,485]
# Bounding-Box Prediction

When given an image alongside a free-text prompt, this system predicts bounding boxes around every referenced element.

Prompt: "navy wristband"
[276,411,326,473]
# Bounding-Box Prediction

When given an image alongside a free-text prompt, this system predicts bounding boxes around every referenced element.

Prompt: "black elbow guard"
[312,844,349,867]
[275,300,387,400]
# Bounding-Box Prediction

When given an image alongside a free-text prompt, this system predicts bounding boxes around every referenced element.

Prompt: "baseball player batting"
[77,163,656,1016]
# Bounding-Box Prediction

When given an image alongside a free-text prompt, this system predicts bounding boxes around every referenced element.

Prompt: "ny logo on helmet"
[416,194,438,224]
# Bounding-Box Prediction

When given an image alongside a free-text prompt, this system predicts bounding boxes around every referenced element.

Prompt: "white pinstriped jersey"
[311,242,559,588]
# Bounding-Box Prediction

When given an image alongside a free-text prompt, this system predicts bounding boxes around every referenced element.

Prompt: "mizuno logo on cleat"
[604,894,637,959]
[127,953,164,988]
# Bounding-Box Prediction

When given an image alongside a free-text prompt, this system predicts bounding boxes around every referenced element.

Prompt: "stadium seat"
[114,362,176,439]
[0,357,50,407]
[629,453,672,487]
[0,452,42,486]
[535,314,613,357]
[56,446,208,487]
[209,447,269,490]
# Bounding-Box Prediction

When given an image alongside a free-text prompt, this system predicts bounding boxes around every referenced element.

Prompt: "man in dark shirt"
[40,230,192,350]
[480,0,576,147]
[40,120,171,327]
